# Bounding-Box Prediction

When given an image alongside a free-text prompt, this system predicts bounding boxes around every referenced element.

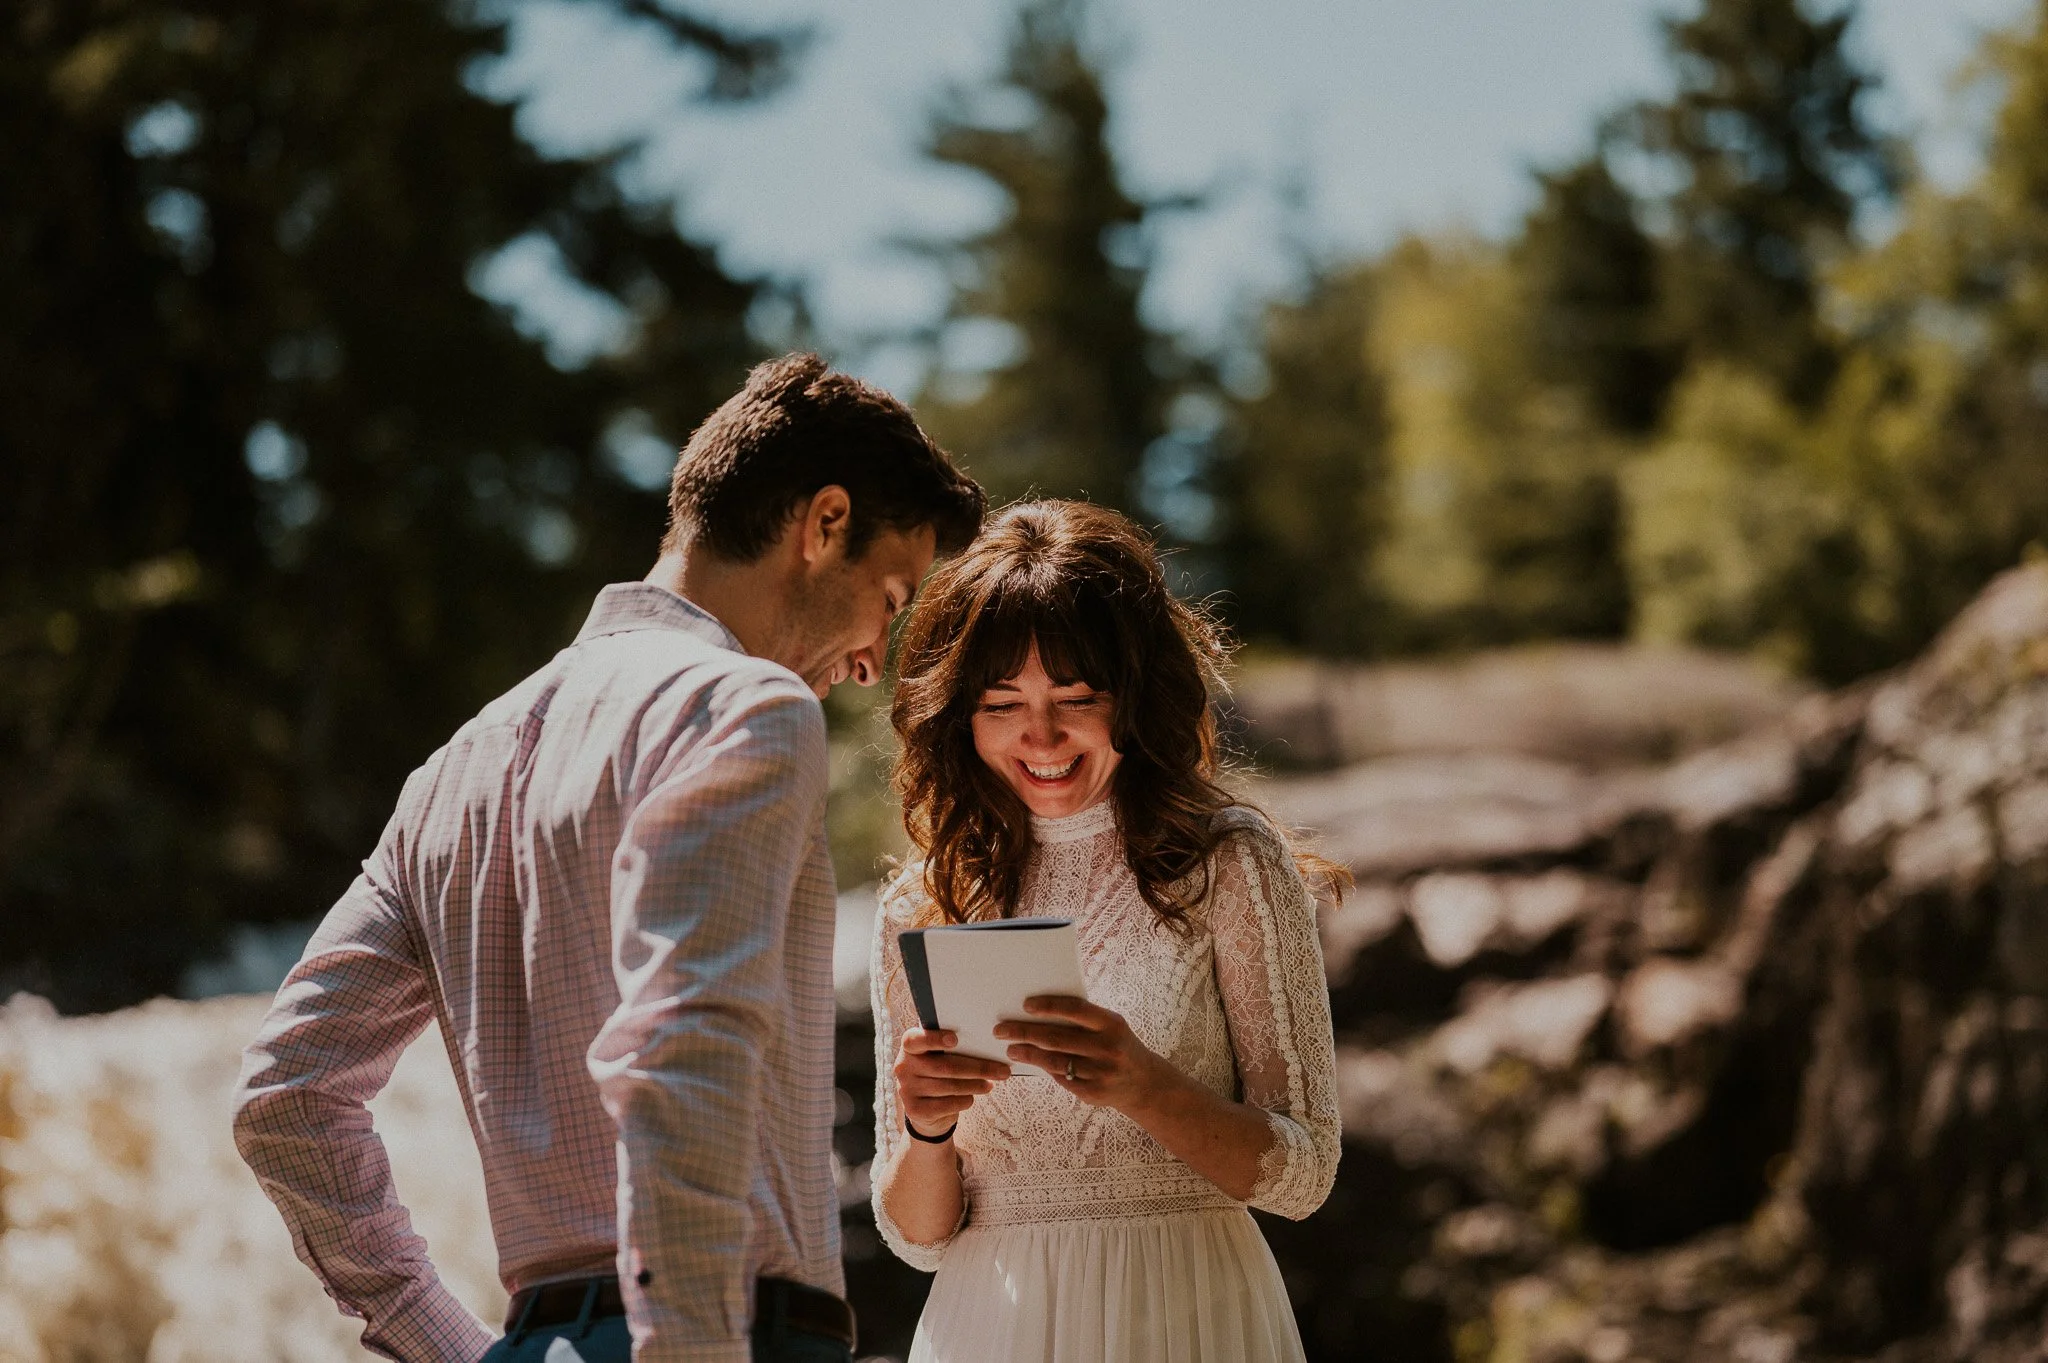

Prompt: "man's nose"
[848,639,884,687]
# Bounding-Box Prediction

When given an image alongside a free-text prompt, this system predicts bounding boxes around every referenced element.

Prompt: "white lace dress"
[869,801,1340,1363]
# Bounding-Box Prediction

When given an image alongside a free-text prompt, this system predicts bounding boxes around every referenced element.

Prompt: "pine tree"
[1214,267,1389,656]
[1632,0,1901,404]
[1515,143,1678,435]
[913,0,1171,513]
[1401,143,1671,645]
[1621,2,2048,684]
[0,0,786,1008]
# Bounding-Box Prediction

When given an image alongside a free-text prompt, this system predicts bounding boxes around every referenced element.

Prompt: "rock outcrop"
[1243,562,2048,1363]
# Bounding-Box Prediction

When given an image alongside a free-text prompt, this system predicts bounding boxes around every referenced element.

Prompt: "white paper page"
[921,922,1088,1076]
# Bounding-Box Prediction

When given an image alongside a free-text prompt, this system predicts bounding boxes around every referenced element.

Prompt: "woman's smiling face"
[970,641,1121,820]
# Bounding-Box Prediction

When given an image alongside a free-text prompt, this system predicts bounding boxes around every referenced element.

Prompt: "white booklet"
[898,918,1088,1075]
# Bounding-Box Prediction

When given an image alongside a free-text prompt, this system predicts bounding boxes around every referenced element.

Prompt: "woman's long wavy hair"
[892,500,1338,930]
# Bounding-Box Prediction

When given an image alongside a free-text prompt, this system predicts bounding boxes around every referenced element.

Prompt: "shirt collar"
[573,582,745,654]
[1031,798,1118,844]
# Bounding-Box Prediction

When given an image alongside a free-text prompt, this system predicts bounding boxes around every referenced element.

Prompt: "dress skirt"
[907,1206,1308,1363]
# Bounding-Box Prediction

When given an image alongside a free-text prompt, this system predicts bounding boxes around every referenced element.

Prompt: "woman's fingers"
[1003,1041,1122,1076]
[993,1019,1115,1059]
[1000,1043,1069,1073]
[898,1050,1010,1082]
[1022,995,1115,1029]
[904,1074,995,1098]
[906,1093,976,1120]
[898,1075,996,1103]
[899,1030,1011,1077]
[893,1035,1011,1131]
[893,1028,1015,1136]
[901,1027,959,1054]
[896,1033,1010,1092]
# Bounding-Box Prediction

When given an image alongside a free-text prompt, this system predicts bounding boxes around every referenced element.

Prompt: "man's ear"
[799,485,853,565]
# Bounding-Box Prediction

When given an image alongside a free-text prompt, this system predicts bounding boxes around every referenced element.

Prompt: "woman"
[868,500,1343,1362]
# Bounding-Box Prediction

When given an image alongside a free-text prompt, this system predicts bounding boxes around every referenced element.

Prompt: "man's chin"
[806,664,850,698]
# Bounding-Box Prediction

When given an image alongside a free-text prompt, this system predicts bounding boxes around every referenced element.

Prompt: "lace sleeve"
[1208,810,1342,1220]
[869,868,965,1270]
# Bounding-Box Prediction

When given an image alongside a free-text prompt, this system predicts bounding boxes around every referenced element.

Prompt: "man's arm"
[233,869,494,1363]
[588,685,829,1363]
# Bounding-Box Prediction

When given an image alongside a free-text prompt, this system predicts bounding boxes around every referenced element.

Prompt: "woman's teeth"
[1024,757,1081,781]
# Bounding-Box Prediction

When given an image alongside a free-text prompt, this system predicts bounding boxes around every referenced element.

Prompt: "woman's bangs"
[960,569,1120,697]
[1029,589,1121,693]
[959,600,1038,697]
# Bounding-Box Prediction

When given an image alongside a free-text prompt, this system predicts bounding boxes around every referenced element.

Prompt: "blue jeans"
[475,1303,854,1363]
[476,1314,630,1363]
[749,1307,856,1363]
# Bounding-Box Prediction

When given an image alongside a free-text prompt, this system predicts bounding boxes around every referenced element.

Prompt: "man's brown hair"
[663,353,984,561]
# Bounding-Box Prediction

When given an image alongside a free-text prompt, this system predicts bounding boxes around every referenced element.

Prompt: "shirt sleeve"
[868,871,964,1271]
[232,868,496,1363]
[586,685,829,1363]
[1208,813,1344,1220]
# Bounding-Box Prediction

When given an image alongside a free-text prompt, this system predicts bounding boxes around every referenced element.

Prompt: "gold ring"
[1064,1058,1076,1083]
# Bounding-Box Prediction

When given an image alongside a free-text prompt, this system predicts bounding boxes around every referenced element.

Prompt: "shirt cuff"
[357,1276,496,1363]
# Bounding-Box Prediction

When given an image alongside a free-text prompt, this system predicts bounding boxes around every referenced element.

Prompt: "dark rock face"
[1792,566,2048,1362]
[833,565,2048,1361]
[1258,563,2048,1363]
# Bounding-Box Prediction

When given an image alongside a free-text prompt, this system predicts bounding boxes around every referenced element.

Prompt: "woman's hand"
[995,996,1175,1116]
[894,1027,1011,1138]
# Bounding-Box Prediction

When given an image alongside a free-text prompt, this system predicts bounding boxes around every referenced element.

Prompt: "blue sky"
[474,0,2030,392]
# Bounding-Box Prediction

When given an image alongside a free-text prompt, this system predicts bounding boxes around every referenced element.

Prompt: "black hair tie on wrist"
[905,1117,957,1144]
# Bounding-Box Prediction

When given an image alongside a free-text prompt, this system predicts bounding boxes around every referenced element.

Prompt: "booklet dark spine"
[897,928,942,1031]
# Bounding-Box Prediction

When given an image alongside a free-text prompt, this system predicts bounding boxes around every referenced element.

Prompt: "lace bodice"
[869,801,1341,1270]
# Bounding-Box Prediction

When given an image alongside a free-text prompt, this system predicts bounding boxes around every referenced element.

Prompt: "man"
[232,354,985,1363]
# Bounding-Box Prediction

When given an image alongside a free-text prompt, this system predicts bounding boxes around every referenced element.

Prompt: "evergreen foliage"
[0,0,782,1008]
[1376,237,1637,648]
[912,0,1172,514]
[1515,146,1678,436]
[1630,0,1902,405]
[1213,267,1389,656]
[1627,5,2048,682]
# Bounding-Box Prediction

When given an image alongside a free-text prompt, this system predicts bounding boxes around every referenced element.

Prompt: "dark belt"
[754,1275,857,1352]
[504,1275,623,1338]
[503,1274,855,1351]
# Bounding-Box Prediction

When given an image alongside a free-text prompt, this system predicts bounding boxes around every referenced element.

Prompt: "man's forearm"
[234,1086,495,1362]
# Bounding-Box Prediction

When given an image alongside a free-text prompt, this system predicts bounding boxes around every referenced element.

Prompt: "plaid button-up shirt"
[233,583,844,1363]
